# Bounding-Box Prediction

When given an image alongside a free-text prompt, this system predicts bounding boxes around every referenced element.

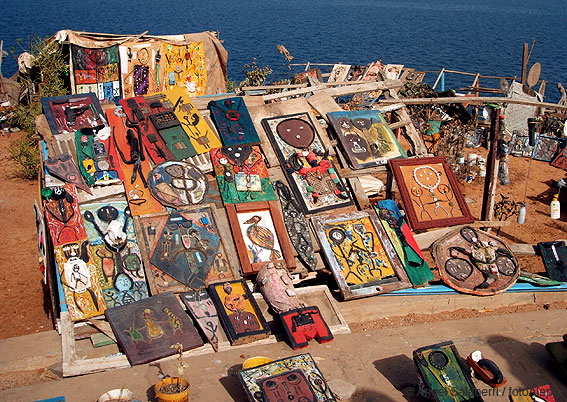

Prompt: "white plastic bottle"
[551,194,561,220]
[517,203,526,224]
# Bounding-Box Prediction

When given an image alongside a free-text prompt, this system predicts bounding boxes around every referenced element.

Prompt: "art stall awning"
[53,29,228,103]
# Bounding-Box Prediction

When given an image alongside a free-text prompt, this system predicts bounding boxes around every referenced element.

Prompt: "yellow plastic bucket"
[154,377,190,402]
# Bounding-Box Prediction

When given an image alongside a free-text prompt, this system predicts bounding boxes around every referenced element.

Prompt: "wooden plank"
[388,119,413,130]
[87,319,116,342]
[414,220,512,250]
[386,91,428,156]
[378,96,567,110]
[306,92,343,122]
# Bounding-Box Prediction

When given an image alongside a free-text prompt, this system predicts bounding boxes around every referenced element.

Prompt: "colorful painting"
[413,341,482,402]
[41,93,106,136]
[106,108,165,217]
[208,97,260,146]
[148,161,208,208]
[43,184,88,247]
[71,45,121,103]
[238,354,336,402]
[180,290,222,351]
[44,152,91,193]
[389,156,474,230]
[162,42,207,95]
[327,64,351,83]
[74,131,120,188]
[53,240,107,321]
[262,112,353,214]
[151,88,221,154]
[226,201,296,275]
[105,292,203,366]
[374,200,432,287]
[134,206,239,294]
[312,211,410,300]
[80,201,149,308]
[432,226,519,296]
[208,280,269,345]
[119,42,162,98]
[361,60,384,81]
[328,110,406,169]
[550,143,567,169]
[211,145,276,204]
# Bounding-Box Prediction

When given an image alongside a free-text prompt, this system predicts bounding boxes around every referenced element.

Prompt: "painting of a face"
[276,118,315,149]
[352,118,372,131]
[220,145,253,164]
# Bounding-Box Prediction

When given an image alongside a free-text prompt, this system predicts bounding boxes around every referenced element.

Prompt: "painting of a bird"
[244,215,281,260]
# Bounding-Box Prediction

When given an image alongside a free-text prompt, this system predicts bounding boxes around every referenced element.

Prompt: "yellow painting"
[213,281,265,332]
[156,87,221,154]
[324,216,395,285]
[162,42,207,96]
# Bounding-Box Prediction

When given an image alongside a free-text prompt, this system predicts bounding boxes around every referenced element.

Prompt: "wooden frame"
[41,93,106,136]
[262,112,353,214]
[208,279,270,345]
[312,210,411,300]
[134,204,241,294]
[389,156,474,230]
[225,201,296,275]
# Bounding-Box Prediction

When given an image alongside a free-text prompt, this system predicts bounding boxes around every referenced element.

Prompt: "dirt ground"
[0,124,566,340]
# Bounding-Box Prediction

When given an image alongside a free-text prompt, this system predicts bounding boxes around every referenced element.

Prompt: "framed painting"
[53,240,107,321]
[161,41,207,96]
[509,132,531,157]
[388,156,474,230]
[432,226,519,296]
[238,353,336,402]
[119,42,162,98]
[327,64,351,83]
[71,44,121,103]
[312,210,411,300]
[147,161,208,208]
[293,68,323,84]
[262,112,353,214]
[550,144,567,169]
[383,64,404,80]
[208,97,260,146]
[532,135,564,162]
[210,145,276,204]
[328,110,406,169]
[80,201,149,308]
[149,88,221,154]
[105,292,203,366]
[413,341,482,402]
[208,279,270,345]
[225,201,296,275]
[134,205,240,294]
[180,289,223,351]
[41,93,106,136]
[361,60,384,81]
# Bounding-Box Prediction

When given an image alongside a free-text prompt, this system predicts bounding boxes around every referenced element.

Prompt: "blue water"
[1,0,566,100]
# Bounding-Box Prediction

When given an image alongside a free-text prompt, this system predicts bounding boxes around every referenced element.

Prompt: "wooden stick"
[432,68,445,90]
[377,96,567,111]
[521,43,529,85]
[480,107,501,221]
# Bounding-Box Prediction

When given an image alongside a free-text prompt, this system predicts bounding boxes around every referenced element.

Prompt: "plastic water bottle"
[551,194,561,219]
[517,203,526,224]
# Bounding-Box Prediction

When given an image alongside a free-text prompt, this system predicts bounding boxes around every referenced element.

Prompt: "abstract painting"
[388,156,474,230]
[80,201,149,308]
[293,68,323,84]
[71,44,121,103]
[150,87,221,154]
[208,97,260,146]
[180,289,222,351]
[134,206,239,294]
[119,42,162,98]
[162,42,207,96]
[208,280,269,345]
[225,201,296,275]
[43,184,88,247]
[432,226,519,296]
[327,64,351,83]
[238,353,336,402]
[105,292,203,366]
[262,112,353,214]
[210,145,276,204]
[148,161,208,208]
[41,93,106,136]
[328,110,406,169]
[312,210,411,300]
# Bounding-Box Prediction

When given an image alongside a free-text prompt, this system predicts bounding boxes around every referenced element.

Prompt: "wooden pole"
[521,43,529,85]
[481,107,501,221]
